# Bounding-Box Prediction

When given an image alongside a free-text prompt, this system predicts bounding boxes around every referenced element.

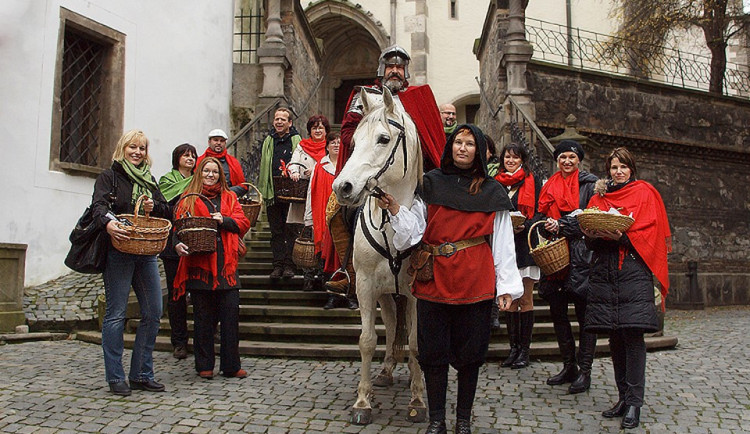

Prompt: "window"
[50,8,125,176]
[450,0,458,19]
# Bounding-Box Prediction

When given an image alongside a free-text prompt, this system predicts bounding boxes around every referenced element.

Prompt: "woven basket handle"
[132,194,150,226]
[528,220,558,251]
[286,162,308,172]
[174,193,218,219]
[242,182,264,205]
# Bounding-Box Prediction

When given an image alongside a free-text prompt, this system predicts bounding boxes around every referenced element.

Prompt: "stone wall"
[529,63,750,307]
[474,1,508,142]
[281,1,322,127]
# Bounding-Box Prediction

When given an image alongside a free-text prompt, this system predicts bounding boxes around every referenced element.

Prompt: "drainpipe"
[391,0,397,44]
[566,0,573,66]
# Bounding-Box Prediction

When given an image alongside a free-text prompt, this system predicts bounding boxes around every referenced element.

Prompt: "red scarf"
[298,138,327,164]
[197,148,246,187]
[538,170,580,219]
[173,191,249,298]
[587,180,672,309]
[309,162,335,253]
[494,168,536,219]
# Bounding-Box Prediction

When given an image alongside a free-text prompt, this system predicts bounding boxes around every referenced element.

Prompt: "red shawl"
[197,148,246,187]
[173,191,250,298]
[538,170,580,219]
[309,162,341,273]
[298,138,327,164]
[587,180,672,307]
[495,168,536,219]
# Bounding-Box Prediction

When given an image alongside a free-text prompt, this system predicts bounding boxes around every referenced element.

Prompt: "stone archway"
[305,1,390,124]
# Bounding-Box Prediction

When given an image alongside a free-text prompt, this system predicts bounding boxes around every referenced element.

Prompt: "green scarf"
[258,133,301,204]
[444,123,457,136]
[159,169,192,202]
[119,159,158,207]
[487,161,501,177]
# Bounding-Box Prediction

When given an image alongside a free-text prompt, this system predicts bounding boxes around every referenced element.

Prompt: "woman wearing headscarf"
[583,147,671,429]
[174,157,251,380]
[91,129,170,396]
[378,124,523,434]
[494,142,542,369]
[158,143,197,360]
[537,139,598,395]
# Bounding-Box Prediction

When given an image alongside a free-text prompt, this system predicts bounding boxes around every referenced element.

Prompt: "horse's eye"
[377,134,390,145]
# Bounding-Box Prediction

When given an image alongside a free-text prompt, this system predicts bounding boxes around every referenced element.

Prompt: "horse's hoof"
[372,372,394,387]
[351,407,373,425]
[407,405,427,423]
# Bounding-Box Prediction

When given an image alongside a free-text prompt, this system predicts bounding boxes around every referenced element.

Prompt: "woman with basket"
[581,148,671,429]
[537,140,599,394]
[378,125,523,434]
[288,115,331,286]
[173,157,251,379]
[494,142,542,370]
[158,143,198,360]
[92,129,170,396]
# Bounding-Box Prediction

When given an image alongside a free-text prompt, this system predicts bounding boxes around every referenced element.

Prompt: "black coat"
[505,173,543,270]
[91,161,170,246]
[584,237,660,333]
[538,171,598,300]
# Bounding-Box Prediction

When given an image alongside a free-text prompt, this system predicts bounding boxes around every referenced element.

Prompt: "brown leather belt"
[422,236,486,258]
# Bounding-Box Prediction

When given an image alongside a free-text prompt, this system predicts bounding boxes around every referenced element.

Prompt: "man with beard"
[439,103,457,138]
[325,45,445,298]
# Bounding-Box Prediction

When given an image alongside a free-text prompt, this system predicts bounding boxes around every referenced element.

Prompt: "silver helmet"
[377,44,410,79]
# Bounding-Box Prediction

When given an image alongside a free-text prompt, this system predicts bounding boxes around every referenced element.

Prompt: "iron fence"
[526,17,750,98]
[234,6,264,64]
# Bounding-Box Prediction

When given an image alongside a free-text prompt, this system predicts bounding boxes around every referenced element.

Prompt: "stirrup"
[325,268,350,295]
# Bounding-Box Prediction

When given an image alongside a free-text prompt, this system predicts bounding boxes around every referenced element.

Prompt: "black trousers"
[162,257,188,348]
[609,328,647,407]
[266,201,296,268]
[546,289,596,369]
[191,289,240,374]
[417,299,492,422]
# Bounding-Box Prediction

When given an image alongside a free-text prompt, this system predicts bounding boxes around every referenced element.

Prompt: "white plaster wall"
[527,0,617,35]
[0,0,234,286]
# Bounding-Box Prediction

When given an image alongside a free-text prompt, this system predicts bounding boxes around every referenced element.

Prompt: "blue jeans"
[102,248,163,384]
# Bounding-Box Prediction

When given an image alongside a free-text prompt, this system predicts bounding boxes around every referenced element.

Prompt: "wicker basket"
[511,214,527,228]
[577,211,635,233]
[240,182,263,228]
[527,221,569,276]
[174,193,219,254]
[292,236,317,269]
[273,162,309,203]
[112,195,172,255]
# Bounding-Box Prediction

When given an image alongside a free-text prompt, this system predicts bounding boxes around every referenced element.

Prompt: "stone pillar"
[0,243,27,332]
[257,0,289,100]
[406,0,429,85]
[501,0,534,117]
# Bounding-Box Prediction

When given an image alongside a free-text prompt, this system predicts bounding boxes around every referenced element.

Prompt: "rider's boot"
[324,208,356,296]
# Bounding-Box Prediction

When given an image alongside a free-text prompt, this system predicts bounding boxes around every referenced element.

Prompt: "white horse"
[332,87,426,425]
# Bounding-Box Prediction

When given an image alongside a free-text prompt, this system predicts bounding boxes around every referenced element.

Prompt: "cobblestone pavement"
[0,307,748,433]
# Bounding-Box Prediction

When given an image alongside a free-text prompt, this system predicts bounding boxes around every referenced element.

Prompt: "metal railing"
[234,6,265,64]
[526,17,750,98]
[229,97,292,183]
[505,96,554,179]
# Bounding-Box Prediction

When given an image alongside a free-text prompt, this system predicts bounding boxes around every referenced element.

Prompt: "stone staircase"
[77,217,678,360]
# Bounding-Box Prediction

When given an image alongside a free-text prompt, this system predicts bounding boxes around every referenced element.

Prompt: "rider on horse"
[325,44,445,297]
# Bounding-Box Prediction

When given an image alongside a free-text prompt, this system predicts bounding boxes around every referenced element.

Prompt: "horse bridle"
[368,118,408,187]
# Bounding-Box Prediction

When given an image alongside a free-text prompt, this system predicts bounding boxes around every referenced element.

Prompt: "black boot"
[621,406,640,429]
[568,330,596,394]
[547,322,578,385]
[490,299,502,333]
[500,312,520,367]
[602,400,627,418]
[511,311,534,369]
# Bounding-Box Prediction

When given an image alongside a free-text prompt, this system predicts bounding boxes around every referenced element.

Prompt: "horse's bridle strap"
[372,118,408,182]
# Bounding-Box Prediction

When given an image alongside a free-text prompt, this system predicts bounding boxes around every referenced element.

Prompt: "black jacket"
[507,173,543,270]
[91,161,170,245]
[539,171,598,299]
[584,236,660,333]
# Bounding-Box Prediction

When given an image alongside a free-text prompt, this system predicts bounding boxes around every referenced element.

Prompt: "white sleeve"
[289,147,303,173]
[389,196,427,251]
[493,210,524,300]
[303,168,314,226]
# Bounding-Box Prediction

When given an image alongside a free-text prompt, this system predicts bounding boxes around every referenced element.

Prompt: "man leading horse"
[325,45,445,297]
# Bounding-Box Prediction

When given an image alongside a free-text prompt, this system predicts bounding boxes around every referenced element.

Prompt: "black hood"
[439,124,490,178]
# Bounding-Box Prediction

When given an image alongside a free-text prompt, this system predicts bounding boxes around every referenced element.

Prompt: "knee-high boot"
[568,330,597,394]
[547,322,579,385]
[324,207,356,296]
[512,311,534,369]
[500,312,520,368]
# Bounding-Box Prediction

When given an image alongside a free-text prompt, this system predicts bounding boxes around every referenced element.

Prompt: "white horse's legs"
[406,294,427,422]
[352,285,377,425]
[373,293,397,387]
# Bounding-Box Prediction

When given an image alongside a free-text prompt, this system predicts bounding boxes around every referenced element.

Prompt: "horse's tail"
[394,294,409,362]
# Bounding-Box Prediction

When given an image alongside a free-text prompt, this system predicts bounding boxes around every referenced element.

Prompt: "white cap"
[208,129,228,139]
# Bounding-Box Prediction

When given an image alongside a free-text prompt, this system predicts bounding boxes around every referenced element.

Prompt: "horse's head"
[333,87,422,207]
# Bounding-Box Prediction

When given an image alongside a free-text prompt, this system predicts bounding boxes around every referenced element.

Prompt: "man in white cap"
[197,129,248,196]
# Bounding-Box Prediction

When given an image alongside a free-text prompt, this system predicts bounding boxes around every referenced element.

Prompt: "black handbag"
[64,173,116,273]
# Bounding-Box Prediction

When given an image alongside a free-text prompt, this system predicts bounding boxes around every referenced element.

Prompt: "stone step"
[75,330,678,360]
